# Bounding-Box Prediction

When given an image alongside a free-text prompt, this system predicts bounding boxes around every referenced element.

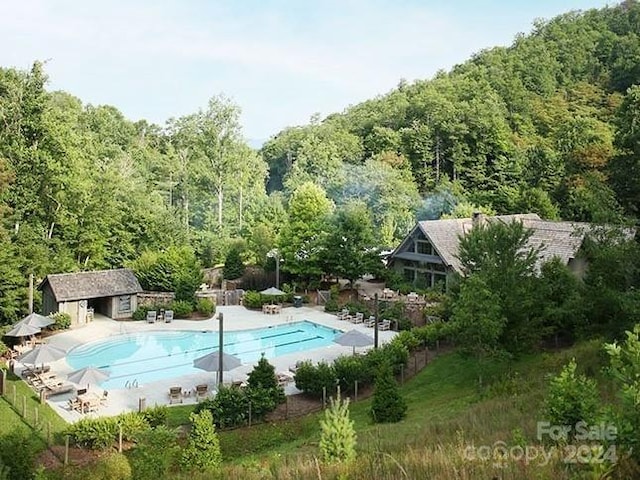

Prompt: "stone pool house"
[387,212,600,289]
[39,268,142,326]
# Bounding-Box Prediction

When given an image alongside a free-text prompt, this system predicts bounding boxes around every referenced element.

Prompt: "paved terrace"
[19,305,396,423]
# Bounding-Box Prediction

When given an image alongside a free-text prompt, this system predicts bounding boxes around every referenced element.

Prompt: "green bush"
[132,306,150,322]
[140,405,168,428]
[245,355,285,419]
[333,355,372,393]
[196,386,248,429]
[116,412,150,442]
[170,300,193,318]
[66,417,118,450]
[323,296,340,313]
[294,360,337,398]
[181,410,222,472]
[0,428,43,480]
[223,246,245,280]
[50,312,71,330]
[196,298,215,316]
[319,396,357,464]
[370,362,407,423]
[243,291,262,309]
[130,426,179,480]
[544,358,600,442]
[366,342,409,374]
[391,330,421,352]
[92,453,132,480]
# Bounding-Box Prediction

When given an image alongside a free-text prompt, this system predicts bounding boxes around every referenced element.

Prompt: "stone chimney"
[472,211,485,229]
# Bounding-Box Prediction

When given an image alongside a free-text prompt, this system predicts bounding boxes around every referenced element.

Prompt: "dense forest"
[1,1,640,325]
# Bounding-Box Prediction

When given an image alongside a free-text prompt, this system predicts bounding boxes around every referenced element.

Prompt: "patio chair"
[379,319,391,331]
[146,311,157,323]
[195,384,209,400]
[353,312,364,324]
[168,386,183,404]
[164,310,174,323]
[365,316,376,327]
[100,390,109,405]
[68,397,81,411]
[46,383,74,397]
[277,371,294,387]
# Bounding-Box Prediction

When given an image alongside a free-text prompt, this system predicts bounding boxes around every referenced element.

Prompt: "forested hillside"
[1,1,639,324]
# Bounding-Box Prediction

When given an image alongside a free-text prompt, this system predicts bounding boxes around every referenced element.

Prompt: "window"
[118,295,131,313]
[416,240,434,255]
[403,268,415,282]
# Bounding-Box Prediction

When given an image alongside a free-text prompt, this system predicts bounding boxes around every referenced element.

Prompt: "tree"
[278,182,333,282]
[181,410,222,472]
[456,219,543,354]
[370,362,407,423]
[245,354,285,419]
[319,395,357,464]
[223,245,245,280]
[321,200,380,286]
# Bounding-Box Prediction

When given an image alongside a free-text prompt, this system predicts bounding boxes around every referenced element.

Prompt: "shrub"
[243,291,263,309]
[130,426,179,480]
[333,355,372,393]
[140,405,168,428]
[196,298,215,316]
[223,246,245,280]
[0,428,42,480]
[50,312,71,330]
[170,300,193,318]
[181,410,222,472]
[92,453,132,480]
[324,296,340,313]
[366,342,409,374]
[543,358,599,442]
[319,396,357,464]
[391,330,421,353]
[370,362,407,423]
[66,417,118,450]
[115,412,150,442]
[132,306,150,322]
[294,360,337,398]
[196,386,248,429]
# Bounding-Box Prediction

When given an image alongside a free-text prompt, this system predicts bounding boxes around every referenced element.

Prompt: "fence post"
[322,387,326,409]
[34,406,39,426]
[354,380,358,403]
[285,396,289,420]
[47,421,52,445]
[0,369,6,395]
[248,401,252,427]
[64,435,69,466]
[12,384,16,405]
[22,395,26,417]
[118,425,123,453]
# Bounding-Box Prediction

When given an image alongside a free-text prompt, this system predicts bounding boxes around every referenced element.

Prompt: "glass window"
[416,240,433,255]
[403,268,415,282]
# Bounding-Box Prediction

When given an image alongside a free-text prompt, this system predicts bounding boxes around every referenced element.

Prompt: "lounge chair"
[146,311,157,323]
[336,309,349,321]
[164,310,174,323]
[68,397,81,411]
[46,383,74,397]
[168,386,183,404]
[365,316,376,327]
[277,371,294,387]
[21,365,50,380]
[353,312,364,324]
[195,384,209,400]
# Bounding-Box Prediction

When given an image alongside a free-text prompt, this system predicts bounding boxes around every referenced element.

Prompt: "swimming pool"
[66,321,340,389]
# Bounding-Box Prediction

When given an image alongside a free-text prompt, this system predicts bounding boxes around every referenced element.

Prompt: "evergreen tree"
[180,410,222,472]
[370,362,407,423]
[245,354,285,419]
[223,245,245,280]
[319,395,357,464]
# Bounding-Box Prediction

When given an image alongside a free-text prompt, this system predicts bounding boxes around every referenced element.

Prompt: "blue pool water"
[66,321,340,389]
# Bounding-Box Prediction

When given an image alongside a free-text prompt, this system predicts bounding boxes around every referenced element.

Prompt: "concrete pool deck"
[16,305,396,422]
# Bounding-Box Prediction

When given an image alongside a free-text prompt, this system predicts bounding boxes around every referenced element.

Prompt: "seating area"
[68,390,106,413]
[262,304,282,314]
[168,386,183,404]
[195,384,209,400]
[146,310,157,323]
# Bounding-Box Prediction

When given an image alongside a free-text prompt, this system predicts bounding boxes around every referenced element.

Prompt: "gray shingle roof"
[40,269,142,302]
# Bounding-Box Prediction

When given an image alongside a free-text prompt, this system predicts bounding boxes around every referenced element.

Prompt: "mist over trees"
[1,1,640,324]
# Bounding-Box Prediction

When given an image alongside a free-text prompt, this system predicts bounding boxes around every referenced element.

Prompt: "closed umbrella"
[18,344,66,366]
[5,323,41,338]
[17,313,55,329]
[67,366,110,388]
[334,329,374,354]
[193,351,242,384]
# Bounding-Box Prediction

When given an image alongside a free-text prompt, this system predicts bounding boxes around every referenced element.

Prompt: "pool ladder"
[125,379,139,389]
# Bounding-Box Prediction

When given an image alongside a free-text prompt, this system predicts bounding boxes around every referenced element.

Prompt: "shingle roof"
[39,269,142,302]
[416,214,543,274]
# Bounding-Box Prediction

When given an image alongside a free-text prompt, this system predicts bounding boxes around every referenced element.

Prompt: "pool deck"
[17,305,396,422]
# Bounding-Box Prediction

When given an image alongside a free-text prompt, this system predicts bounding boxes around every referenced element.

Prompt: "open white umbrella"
[5,322,41,338]
[17,313,55,329]
[67,366,110,388]
[334,329,374,354]
[260,287,286,296]
[18,344,66,365]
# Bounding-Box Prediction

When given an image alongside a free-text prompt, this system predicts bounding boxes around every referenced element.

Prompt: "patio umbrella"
[17,344,66,366]
[5,322,41,338]
[67,366,110,389]
[260,287,286,296]
[334,329,374,355]
[17,313,55,329]
[193,351,242,384]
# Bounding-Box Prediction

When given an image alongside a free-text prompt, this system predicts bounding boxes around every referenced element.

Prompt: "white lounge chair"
[365,316,376,327]
[379,319,391,331]
[146,311,157,323]
[353,312,364,324]
[164,310,174,323]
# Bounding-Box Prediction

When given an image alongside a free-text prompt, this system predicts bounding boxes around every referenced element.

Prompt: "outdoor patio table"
[77,392,102,413]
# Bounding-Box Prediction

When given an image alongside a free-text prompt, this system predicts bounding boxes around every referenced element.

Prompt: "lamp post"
[267,249,280,289]
[218,312,224,386]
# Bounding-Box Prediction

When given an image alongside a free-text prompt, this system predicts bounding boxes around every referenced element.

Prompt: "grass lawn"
[0,368,69,442]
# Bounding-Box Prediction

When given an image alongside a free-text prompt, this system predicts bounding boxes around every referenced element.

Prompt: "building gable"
[39,268,142,303]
